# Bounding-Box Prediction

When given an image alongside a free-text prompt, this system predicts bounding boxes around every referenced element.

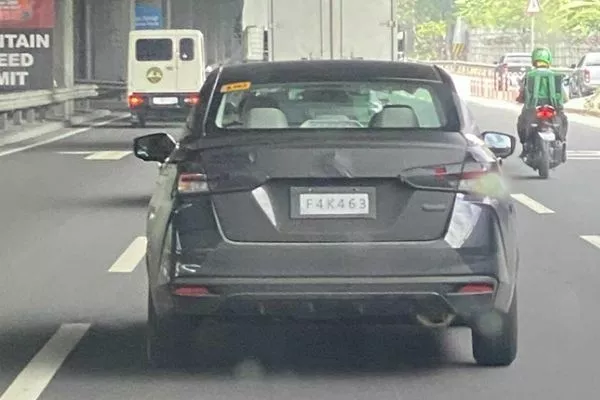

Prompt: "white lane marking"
[510,193,555,214]
[108,236,148,273]
[566,150,600,160]
[0,115,128,158]
[580,235,600,249]
[84,151,132,160]
[56,151,94,155]
[567,150,600,155]
[0,323,90,400]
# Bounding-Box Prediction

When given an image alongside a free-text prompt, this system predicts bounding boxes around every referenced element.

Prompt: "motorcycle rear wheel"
[538,140,550,179]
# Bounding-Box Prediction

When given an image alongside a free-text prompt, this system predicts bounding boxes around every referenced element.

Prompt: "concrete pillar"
[52,0,65,88]
[61,0,75,119]
[171,0,194,29]
[91,0,132,82]
[162,0,172,28]
[84,0,93,79]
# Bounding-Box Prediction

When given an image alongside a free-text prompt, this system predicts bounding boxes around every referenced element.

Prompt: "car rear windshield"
[505,55,531,64]
[206,80,459,134]
[585,53,600,66]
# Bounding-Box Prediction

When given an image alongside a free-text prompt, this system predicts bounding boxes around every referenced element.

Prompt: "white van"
[127,29,206,127]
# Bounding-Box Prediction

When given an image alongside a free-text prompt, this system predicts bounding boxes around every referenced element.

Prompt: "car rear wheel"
[131,113,146,128]
[146,294,194,368]
[471,290,518,366]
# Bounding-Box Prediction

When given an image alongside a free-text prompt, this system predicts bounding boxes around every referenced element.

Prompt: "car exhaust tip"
[416,312,456,328]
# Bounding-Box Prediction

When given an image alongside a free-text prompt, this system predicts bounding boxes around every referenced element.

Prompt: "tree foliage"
[415,20,447,59]
[455,0,600,38]
[556,0,600,38]
[397,0,453,58]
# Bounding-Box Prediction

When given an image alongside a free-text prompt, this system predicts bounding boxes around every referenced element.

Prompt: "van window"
[179,38,195,61]
[135,39,173,61]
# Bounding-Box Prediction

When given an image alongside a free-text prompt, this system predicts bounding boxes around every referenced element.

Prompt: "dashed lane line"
[580,235,600,250]
[0,323,90,400]
[108,236,147,273]
[84,151,132,160]
[510,193,555,214]
[0,115,127,158]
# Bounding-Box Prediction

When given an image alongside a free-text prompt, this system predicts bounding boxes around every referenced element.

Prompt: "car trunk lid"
[188,131,468,243]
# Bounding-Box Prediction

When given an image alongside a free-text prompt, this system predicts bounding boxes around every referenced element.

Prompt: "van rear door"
[175,31,205,93]
[129,33,177,94]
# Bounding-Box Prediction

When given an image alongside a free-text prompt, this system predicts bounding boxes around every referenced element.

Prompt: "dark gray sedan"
[133,60,519,368]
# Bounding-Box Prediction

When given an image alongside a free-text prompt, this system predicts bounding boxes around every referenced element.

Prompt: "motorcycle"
[521,104,567,179]
[523,105,567,179]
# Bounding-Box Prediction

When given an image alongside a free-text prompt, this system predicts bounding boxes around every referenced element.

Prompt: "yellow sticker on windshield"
[220,81,252,93]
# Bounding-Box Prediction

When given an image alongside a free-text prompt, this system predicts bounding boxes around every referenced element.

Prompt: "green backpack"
[524,68,564,109]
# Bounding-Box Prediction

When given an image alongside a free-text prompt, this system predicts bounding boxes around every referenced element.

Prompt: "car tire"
[146,294,194,368]
[471,290,518,367]
[138,114,147,128]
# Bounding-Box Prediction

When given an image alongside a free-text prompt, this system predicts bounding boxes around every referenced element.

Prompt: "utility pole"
[526,0,541,50]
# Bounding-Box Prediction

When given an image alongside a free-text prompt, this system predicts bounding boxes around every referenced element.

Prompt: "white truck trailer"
[242,0,400,62]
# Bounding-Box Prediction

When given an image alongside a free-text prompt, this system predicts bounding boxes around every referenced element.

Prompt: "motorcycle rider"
[516,47,568,158]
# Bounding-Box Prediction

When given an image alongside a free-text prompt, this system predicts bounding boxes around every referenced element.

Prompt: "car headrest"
[241,95,279,114]
[369,105,420,128]
[243,107,289,129]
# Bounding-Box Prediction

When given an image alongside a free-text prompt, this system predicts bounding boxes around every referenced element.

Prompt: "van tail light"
[401,162,502,195]
[177,172,209,194]
[184,94,200,105]
[584,69,590,83]
[128,93,144,108]
[536,105,556,120]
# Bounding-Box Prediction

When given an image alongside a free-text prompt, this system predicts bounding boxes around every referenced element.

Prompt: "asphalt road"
[1,103,600,400]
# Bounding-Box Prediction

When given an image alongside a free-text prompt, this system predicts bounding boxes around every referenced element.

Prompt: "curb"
[564,107,600,118]
[0,109,120,147]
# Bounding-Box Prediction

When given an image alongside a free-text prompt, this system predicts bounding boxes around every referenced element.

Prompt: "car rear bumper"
[129,92,195,117]
[152,274,511,326]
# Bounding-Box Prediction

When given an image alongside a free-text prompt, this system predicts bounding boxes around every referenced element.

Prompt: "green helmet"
[531,47,552,66]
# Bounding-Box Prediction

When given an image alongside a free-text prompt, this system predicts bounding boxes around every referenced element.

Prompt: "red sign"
[0,0,55,29]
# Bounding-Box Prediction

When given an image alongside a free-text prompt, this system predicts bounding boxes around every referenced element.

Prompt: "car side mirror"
[481,131,516,159]
[570,63,576,69]
[493,61,499,65]
[133,133,176,163]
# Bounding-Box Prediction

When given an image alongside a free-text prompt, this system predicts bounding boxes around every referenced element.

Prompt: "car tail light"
[458,283,494,294]
[128,93,144,108]
[184,94,200,105]
[177,172,209,194]
[584,69,590,83]
[172,285,211,297]
[536,105,556,120]
[402,162,502,195]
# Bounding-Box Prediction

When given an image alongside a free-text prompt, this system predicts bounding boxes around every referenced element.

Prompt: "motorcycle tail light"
[536,105,556,120]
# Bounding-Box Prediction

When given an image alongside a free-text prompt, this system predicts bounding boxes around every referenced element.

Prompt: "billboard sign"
[135,4,163,30]
[0,0,55,92]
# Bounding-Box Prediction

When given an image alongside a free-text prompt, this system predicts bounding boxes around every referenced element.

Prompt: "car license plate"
[152,97,178,105]
[290,187,376,219]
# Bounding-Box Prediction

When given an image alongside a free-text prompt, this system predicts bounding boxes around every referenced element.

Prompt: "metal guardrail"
[75,79,126,99]
[0,84,98,131]
[417,60,574,79]
[75,79,125,90]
